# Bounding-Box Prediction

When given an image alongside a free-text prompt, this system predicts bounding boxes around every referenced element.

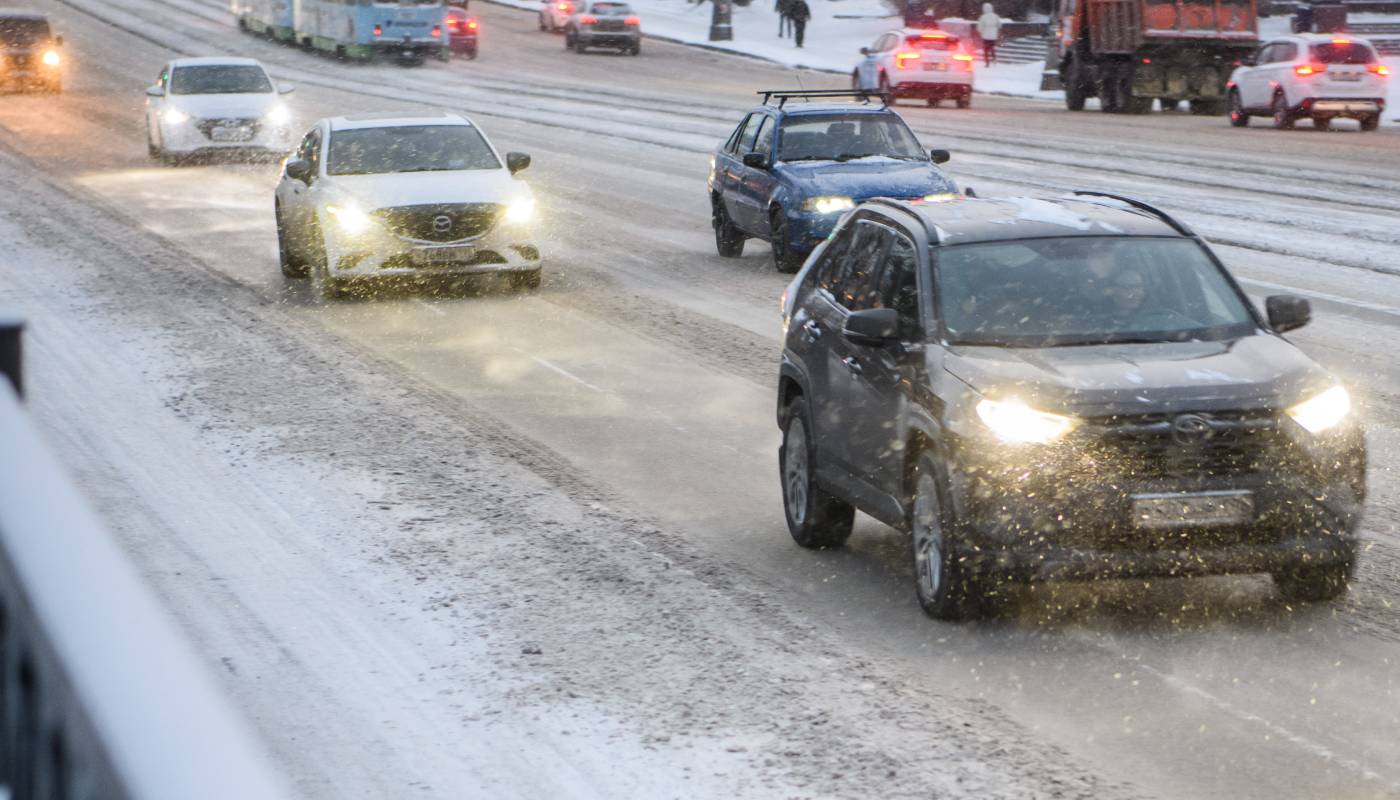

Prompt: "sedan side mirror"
[145,85,164,97]
[930,149,950,164]
[506,151,531,175]
[1266,294,1311,333]
[860,47,871,55]
[284,158,313,184]
[963,186,978,198]
[843,308,901,347]
[278,83,296,94]
[742,152,770,169]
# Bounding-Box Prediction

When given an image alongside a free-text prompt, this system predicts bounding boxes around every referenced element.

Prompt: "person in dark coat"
[789,0,810,47]
[776,0,792,37]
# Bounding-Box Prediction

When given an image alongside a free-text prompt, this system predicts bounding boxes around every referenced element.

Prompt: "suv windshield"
[1311,41,1377,64]
[936,237,1257,347]
[327,125,501,175]
[170,65,273,95]
[778,114,926,162]
[0,17,51,45]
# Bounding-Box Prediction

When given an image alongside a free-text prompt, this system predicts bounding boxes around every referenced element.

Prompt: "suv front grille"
[373,203,501,243]
[1082,410,1281,481]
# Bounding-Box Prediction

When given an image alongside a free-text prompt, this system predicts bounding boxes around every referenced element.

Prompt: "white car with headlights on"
[144,57,295,163]
[274,112,541,297]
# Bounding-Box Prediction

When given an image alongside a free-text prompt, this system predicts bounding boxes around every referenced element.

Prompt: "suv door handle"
[802,320,822,341]
[842,356,863,375]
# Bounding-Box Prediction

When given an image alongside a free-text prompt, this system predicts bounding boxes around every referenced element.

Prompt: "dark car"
[565,1,641,55]
[709,90,957,273]
[0,12,64,93]
[776,192,1366,619]
[445,7,479,59]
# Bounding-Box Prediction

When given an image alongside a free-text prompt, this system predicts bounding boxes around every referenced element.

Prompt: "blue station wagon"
[708,90,957,272]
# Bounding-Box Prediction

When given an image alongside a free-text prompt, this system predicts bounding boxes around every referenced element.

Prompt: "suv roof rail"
[757,89,890,108]
[1069,190,1194,237]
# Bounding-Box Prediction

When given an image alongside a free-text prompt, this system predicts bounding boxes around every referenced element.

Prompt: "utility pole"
[709,0,733,40]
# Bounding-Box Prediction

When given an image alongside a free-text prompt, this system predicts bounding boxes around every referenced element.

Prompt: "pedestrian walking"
[976,2,1002,66]
[775,0,792,37]
[789,0,810,47]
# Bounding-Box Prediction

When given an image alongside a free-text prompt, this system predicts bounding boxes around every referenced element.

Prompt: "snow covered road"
[2,0,1400,797]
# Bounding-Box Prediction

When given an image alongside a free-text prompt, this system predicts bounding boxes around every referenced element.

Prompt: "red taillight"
[919,32,947,39]
[624,15,640,24]
[466,18,479,30]
[1140,56,1152,63]
[1331,37,1351,44]
[1294,63,1324,76]
[579,14,597,23]
[1368,63,1390,76]
[431,24,441,36]
[556,2,568,9]
[446,17,458,28]
[372,23,382,36]
[953,51,973,70]
[895,51,920,69]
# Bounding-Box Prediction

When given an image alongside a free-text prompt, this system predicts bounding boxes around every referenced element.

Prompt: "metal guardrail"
[0,320,291,800]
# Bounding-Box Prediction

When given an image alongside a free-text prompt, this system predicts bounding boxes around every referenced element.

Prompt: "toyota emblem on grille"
[432,214,453,233]
[1171,414,1214,446]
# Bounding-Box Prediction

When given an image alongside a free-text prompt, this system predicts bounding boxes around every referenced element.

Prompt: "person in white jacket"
[976,2,1002,66]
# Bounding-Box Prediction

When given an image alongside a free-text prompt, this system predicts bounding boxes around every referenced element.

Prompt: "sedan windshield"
[937,237,1257,347]
[170,65,273,95]
[326,125,501,176]
[0,17,52,45]
[778,114,926,162]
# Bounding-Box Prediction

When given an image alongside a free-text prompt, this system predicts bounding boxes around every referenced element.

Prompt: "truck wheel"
[1158,97,1178,111]
[781,399,855,549]
[1228,90,1249,127]
[1360,114,1380,132]
[712,197,745,258]
[1098,64,1121,112]
[1190,98,1224,115]
[1272,93,1295,129]
[1127,95,1152,114]
[1312,115,1331,131]
[1064,59,1087,111]
[956,93,971,109]
[910,451,985,620]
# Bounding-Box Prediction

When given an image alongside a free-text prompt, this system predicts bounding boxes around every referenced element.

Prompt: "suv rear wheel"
[780,400,854,549]
[909,451,984,620]
[1228,90,1249,127]
[1272,92,1295,129]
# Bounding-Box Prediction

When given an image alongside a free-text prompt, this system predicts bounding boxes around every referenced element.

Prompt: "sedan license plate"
[210,126,252,142]
[923,62,947,71]
[1329,71,1362,81]
[414,245,475,266]
[1132,491,1254,529]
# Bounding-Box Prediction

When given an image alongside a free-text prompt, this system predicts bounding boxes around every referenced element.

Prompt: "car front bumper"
[160,119,295,156]
[322,219,541,280]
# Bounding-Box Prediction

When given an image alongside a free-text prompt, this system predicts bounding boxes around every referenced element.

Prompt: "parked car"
[144,57,296,163]
[1227,34,1388,130]
[0,11,64,94]
[777,192,1366,619]
[274,111,542,297]
[853,29,975,108]
[564,1,641,54]
[538,0,581,32]
[709,90,958,273]
[446,7,479,59]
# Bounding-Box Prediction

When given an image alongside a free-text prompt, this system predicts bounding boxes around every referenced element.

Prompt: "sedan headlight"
[802,196,855,214]
[976,398,1078,444]
[264,105,290,125]
[1287,385,1351,434]
[505,196,535,224]
[162,108,190,124]
[41,50,61,66]
[326,203,374,235]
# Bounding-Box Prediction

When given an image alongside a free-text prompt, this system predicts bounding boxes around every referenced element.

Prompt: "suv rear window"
[905,33,958,50]
[1311,41,1376,64]
[0,17,51,45]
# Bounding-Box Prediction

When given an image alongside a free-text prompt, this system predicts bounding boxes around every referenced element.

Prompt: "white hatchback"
[273,112,542,296]
[1227,34,1389,131]
[853,29,975,108]
[145,57,296,161]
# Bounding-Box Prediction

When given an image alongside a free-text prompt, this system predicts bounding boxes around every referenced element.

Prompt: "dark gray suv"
[776,193,1366,620]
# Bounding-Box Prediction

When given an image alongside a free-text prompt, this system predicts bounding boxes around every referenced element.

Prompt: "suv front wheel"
[780,399,854,549]
[910,451,984,620]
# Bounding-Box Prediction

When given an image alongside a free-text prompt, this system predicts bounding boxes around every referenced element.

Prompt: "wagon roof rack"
[757,89,890,108]
[1069,190,1195,237]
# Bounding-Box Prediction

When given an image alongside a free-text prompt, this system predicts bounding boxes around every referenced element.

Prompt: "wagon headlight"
[976,398,1078,444]
[505,196,535,224]
[326,203,373,235]
[802,196,855,214]
[41,50,61,66]
[162,108,190,124]
[264,104,290,125]
[1288,385,1351,434]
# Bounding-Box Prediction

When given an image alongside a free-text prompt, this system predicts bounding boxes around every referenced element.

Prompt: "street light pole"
[709,0,732,40]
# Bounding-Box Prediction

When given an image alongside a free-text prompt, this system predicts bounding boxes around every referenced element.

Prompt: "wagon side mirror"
[930,148,951,164]
[1266,294,1311,333]
[506,152,531,174]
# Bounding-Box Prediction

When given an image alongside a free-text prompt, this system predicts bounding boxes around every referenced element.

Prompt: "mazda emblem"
[432,214,453,233]
[1170,414,1214,446]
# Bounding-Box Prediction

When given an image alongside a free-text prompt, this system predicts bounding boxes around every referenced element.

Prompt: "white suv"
[537,0,581,32]
[145,58,296,162]
[1227,34,1389,131]
[853,29,975,108]
[274,112,542,297]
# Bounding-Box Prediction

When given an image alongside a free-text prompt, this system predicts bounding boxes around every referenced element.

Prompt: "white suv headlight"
[976,398,1078,444]
[326,203,374,235]
[505,196,535,224]
[1287,385,1351,434]
[264,105,290,125]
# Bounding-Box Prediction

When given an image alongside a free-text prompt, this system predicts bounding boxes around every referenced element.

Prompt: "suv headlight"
[326,203,374,235]
[264,105,290,125]
[505,196,535,224]
[976,398,1078,444]
[162,108,190,124]
[1287,385,1351,434]
[41,50,61,66]
[802,196,855,214]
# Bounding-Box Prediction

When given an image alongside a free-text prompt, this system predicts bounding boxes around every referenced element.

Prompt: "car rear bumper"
[577,30,640,47]
[890,77,973,97]
[1304,97,1384,115]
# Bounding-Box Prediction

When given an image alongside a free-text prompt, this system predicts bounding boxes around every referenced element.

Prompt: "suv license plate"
[1330,72,1362,81]
[414,246,475,266]
[1131,491,1254,529]
[923,63,947,71]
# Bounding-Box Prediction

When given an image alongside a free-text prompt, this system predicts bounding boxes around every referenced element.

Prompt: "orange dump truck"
[1047,0,1260,113]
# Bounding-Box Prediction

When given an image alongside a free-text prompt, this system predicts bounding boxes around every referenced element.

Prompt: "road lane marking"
[514,350,607,394]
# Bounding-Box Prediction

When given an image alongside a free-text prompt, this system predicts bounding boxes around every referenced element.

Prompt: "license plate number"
[210,127,252,142]
[1330,72,1362,81]
[1131,491,1254,529]
[414,246,475,265]
[923,62,947,71]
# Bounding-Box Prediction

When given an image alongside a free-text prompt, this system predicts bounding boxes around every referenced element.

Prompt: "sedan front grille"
[196,118,262,140]
[373,203,502,243]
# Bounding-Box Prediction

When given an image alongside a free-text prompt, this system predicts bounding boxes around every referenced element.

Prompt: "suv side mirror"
[506,152,531,174]
[145,85,164,97]
[930,149,951,164]
[860,47,871,55]
[742,152,770,169]
[284,158,313,184]
[843,308,901,347]
[1266,294,1310,332]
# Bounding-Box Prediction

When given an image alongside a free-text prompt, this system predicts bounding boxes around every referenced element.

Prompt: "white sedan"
[144,57,296,163]
[273,111,542,297]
